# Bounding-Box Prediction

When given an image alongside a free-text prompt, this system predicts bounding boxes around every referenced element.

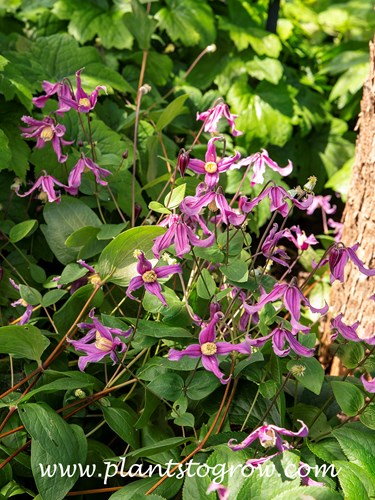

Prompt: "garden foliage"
[0,1,374,499]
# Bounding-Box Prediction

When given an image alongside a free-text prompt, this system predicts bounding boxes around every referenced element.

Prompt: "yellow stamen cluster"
[88,274,102,286]
[200,342,217,356]
[79,97,91,108]
[41,126,54,141]
[260,429,277,448]
[290,364,306,377]
[94,331,113,352]
[208,200,218,212]
[142,270,158,283]
[204,161,218,173]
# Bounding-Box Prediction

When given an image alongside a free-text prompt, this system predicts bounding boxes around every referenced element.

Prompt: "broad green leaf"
[41,196,102,265]
[0,325,49,363]
[41,289,68,307]
[333,426,375,477]
[96,223,127,240]
[173,412,194,428]
[102,406,139,450]
[221,261,248,283]
[331,381,364,416]
[325,158,353,202]
[19,284,42,306]
[124,0,157,50]
[148,373,184,401]
[337,341,364,369]
[329,63,369,102]
[164,183,186,209]
[58,263,88,285]
[109,476,182,499]
[196,268,216,299]
[65,226,100,247]
[155,94,189,132]
[287,357,324,395]
[307,438,347,463]
[273,486,342,500]
[97,226,166,286]
[9,220,38,243]
[155,0,216,47]
[134,319,192,339]
[148,201,171,214]
[185,371,221,400]
[333,461,375,500]
[29,264,47,284]
[360,403,375,430]
[19,403,87,500]
[246,57,284,85]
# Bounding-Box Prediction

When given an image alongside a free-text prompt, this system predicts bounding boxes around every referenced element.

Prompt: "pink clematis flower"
[67,308,132,371]
[169,312,251,384]
[239,186,312,218]
[180,183,246,227]
[331,314,375,345]
[261,224,291,268]
[283,225,318,251]
[327,243,375,284]
[228,420,308,462]
[197,101,242,136]
[243,281,328,333]
[152,213,216,259]
[232,150,293,185]
[187,137,241,189]
[247,323,315,358]
[207,483,230,500]
[21,115,73,163]
[361,374,375,393]
[9,279,33,325]
[66,155,111,195]
[59,68,106,113]
[306,195,336,216]
[126,251,182,306]
[32,80,73,115]
[15,173,69,203]
[327,218,343,242]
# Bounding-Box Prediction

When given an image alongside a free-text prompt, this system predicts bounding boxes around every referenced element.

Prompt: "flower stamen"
[201,342,217,356]
[142,270,158,283]
[204,161,218,173]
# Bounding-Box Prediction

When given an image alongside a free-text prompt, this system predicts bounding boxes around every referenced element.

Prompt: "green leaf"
[58,263,88,285]
[19,403,87,500]
[97,226,166,286]
[102,406,139,450]
[337,341,364,369]
[272,486,342,500]
[331,381,364,416]
[124,435,190,460]
[41,196,102,265]
[325,158,353,202]
[246,57,284,85]
[19,284,42,306]
[221,261,248,283]
[9,220,38,243]
[148,201,172,214]
[96,223,127,240]
[148,373,184,401]
[174,412,195,428]
[41,289,68,307]
[307,438,347,463]
[287,357,324,395]
[109,476,182,499]
[196,268,216,300]
[360,403,375,430]
[124,0,157,50]
[164,183,186,209]
[155,0,216,47]
[29,264,47,284]
[333,461,375,500]
[0,325,49,363]
[65,226,100,247]
[186,371,221,400]
[134,319,192,339]
[333,426,375,477]
[155,94,189,132]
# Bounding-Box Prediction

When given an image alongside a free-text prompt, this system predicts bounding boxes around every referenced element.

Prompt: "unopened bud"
[177,148,190,177]
[134,202,142,221]
[122,150,128,159]
[11,178,22,191]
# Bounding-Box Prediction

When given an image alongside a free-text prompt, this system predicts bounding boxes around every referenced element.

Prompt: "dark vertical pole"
[266,0,280,34]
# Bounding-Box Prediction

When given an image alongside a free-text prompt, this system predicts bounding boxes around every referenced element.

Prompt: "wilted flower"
[197,101,242,136]
[168,312,251,384]
[228,420,308,465]
[152,213,215,259]
[247,324,315,357]
[187,137,240,188]
[9,279,34,325]
[67,308,132,371]
[59,68,106,113]
[126,251,182,306]
[244,281,328,333]
[21,116,73,163]
[66,155,111,195]
[15,173,69,203]
[232,150,293,185]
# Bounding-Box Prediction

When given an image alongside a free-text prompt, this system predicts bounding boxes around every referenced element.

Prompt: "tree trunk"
[321,37,375,374]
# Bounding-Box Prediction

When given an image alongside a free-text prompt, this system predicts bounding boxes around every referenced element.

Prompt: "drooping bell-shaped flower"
[196,101,243,137]
[232,150,293,185]
[59,68,107,113]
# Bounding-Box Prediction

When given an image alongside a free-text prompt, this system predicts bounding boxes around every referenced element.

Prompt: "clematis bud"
[177,148,190,177]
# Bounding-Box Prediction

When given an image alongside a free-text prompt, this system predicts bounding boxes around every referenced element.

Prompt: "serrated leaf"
[97,226,165,286]
[360,403,375,430]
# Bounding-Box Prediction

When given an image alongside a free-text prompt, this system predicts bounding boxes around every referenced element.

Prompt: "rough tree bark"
[322,37,375,374]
